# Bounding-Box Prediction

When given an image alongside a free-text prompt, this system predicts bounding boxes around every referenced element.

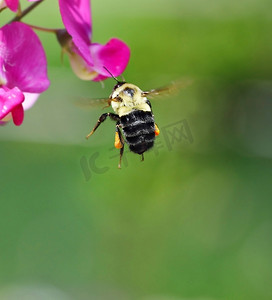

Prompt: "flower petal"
[0,120,9,125]
[22,92,40,110]
[67,51,98,80]
[59,0,92,65]
[4,0,19,12]
[0,86,25,120]
[11,103,24,126]
[0,22,50,93]
[90,38,130,81]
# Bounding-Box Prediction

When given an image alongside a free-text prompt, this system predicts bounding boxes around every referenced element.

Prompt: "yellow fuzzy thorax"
[110,83,151,116]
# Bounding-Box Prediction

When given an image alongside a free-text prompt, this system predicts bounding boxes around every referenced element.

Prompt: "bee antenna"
[120,74,126,82]
[103,66,119,82]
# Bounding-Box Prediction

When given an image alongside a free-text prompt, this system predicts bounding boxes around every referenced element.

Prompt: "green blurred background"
[1,0,272,299]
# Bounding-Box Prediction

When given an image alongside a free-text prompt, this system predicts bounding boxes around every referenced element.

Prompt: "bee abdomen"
[120,110,155,155]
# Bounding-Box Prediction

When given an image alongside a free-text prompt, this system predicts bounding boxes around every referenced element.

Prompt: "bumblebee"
[85,70,188,168]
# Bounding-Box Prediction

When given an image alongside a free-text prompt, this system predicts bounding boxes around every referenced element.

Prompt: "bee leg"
[115,124,125,169]
[141,153,144,162]
[86,112,120,139]
[118,146,125,169]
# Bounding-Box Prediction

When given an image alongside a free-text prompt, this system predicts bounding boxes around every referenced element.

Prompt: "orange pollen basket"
[114,131,123,149]
[155,124,160,136]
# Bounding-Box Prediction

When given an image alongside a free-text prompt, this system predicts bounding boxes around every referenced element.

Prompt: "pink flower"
[0,0,41,12]
[0,0,18,11]
[0,22,50,126]
[58,0,130,81]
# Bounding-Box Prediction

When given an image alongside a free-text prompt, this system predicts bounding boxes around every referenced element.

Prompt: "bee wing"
[75,97,111,109]
[142,78,193,99]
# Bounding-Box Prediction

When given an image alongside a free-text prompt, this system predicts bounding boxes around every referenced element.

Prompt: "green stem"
[9,0,44,23]
[23,23,60,34]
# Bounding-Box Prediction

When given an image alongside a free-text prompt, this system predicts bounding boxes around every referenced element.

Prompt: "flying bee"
[85,68,190,168]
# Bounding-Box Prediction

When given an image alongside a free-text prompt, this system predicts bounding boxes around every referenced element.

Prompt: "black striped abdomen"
[120,110,155,154]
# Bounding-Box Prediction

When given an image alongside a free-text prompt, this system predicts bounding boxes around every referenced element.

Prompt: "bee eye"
[124,88,135,97]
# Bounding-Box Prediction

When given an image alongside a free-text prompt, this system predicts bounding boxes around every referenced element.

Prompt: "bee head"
[109,82,151,116]
[113,81,126,91]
